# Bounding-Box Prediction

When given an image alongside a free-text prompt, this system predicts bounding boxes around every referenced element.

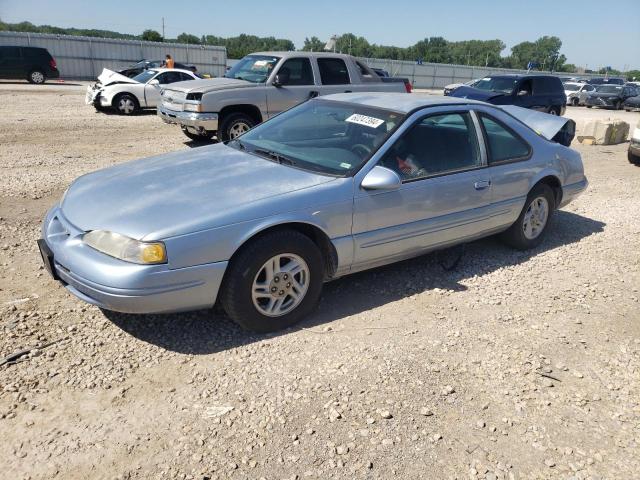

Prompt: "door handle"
[309,91,319,98]
[474,180,491,190]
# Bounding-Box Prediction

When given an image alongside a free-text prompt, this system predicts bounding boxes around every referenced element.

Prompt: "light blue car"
[39,93,587,332]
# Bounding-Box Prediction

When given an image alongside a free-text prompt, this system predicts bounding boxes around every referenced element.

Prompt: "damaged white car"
[86,68,200,115]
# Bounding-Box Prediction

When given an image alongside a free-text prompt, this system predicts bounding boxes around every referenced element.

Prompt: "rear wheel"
[221,230,324,333]
[500,183,555,250]
[181,126,215,142]
[218,112,255,142]
[28,69,46,84]
[113,93,139,115]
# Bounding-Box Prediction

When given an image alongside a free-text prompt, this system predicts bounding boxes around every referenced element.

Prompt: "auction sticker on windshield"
[346,114,385,129]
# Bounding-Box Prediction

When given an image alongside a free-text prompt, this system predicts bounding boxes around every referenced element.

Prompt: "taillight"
[49,58,57,69]
[405,81,412,93]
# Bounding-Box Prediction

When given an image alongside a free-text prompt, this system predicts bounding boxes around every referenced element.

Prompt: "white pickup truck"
[158,51,412,141]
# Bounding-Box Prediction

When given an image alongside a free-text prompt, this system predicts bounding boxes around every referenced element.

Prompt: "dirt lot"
[1,81,639,480]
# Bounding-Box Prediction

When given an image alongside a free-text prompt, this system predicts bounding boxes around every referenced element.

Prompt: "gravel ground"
[1,81,639,480]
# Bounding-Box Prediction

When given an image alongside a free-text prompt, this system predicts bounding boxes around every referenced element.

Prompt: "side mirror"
[361,166,402,191]
[149,79,160,87]
[273,71,289,87]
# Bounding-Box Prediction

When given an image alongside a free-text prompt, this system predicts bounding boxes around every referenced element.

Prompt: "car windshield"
[564,84,580,91]
[132,69,158,83]
[228,99,404,177]
[224,55,280,83]
[473,77,519,94]
[596,85,622,93]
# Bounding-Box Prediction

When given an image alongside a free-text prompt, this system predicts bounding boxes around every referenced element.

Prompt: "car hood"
[448,86,505,102]
[96,68,139,86]
[61,144,337,240]
[161,77,257,94]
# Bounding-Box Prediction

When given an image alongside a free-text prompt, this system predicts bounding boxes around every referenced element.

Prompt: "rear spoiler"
[500,105,575,147]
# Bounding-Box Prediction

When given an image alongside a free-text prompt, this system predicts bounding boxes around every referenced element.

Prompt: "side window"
[533,77,557,94]
[317,58,350,85]
[178,72,194,82]
[479,114,531,164]
[380,112,481,182]
[155,72,180,84]
[0,46,21,60]
[276,58,314,86]
[517,79,533,96]
[355,60,374,78]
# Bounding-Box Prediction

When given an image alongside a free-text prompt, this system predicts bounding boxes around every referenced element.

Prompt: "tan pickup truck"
[158,51,412,141]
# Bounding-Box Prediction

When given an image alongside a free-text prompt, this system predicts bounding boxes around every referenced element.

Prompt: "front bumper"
[157,104,219,131]
[585,97,616,108]
[40,206,228,314]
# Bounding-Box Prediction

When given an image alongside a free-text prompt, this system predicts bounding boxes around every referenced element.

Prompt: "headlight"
[184,103,203,113]
[82,230,167,264]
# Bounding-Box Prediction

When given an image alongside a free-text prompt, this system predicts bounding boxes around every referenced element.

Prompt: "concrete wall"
[0,31,227,79]
[359,57,608,89]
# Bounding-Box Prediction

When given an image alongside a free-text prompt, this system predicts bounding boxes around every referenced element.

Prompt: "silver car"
[39,94,587,332]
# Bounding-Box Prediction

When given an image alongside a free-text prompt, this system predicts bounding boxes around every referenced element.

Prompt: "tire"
[629,150,640,165]
[221,230,324,333]
[27,69,46,84]
[218,112,255,142]
[586,105,592,108]
[500,183,555,251]
[181,126,215,142]
[113,93,139,115]
[548,106,561,116]
[571,97,579,107]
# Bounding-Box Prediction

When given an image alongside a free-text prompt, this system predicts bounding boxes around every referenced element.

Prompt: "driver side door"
[266,57,318,118]
[352,108,494,270]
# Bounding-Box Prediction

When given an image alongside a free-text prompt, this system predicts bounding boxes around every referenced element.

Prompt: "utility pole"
[162,17,165,41]
[485,52,489,67]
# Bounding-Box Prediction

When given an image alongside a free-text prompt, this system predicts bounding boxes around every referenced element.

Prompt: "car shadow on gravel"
[104,211,605,354]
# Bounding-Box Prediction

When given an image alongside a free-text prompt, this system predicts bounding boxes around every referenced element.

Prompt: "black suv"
[585,84,639,110]
[449,74,566,115]
[0,46,59,84]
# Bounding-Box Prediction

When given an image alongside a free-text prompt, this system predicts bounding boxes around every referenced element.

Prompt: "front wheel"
[218,112,255,142]
[500,183,555,250]
[548,106,561,116]
[571,97,579,106]
[114,93,139,115]
[181,126,215,142]
[221,230,324,332]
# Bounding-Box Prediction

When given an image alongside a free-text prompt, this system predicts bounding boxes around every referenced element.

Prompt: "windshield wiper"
[230,138,246,150]
[253,148,296,166]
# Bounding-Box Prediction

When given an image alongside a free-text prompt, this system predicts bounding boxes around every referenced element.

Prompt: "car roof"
[249,51,355,60]
[146,68,195,75]
[321,92,487,113]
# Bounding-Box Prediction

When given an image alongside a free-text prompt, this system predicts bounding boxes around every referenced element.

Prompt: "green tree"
[141,29,163,42]
[176,33,200,44]
[510,36,565,71]
[302,36,325,52]
[626,70,640,81]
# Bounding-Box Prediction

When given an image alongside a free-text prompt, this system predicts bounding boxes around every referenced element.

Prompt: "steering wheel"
[351,144,372,157]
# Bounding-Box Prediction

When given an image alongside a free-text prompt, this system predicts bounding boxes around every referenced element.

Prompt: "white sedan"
[86,68,200,115]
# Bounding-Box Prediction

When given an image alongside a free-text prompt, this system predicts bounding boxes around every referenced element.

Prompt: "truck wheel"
[28,69,46,84]
[113,93,139,115]
[218,112,255,142]
[221,230,324,333]
[181,126,215,142]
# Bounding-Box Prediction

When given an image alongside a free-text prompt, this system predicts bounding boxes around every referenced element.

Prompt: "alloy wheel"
[522,197,549,240]
[31,71,44,84]
[251,253,310,317]
[229,122,250,139]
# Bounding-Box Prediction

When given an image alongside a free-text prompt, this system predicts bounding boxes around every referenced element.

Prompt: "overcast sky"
[1,0,638,70]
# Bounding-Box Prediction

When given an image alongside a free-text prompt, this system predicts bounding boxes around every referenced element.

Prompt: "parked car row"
[565,82,640,110]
